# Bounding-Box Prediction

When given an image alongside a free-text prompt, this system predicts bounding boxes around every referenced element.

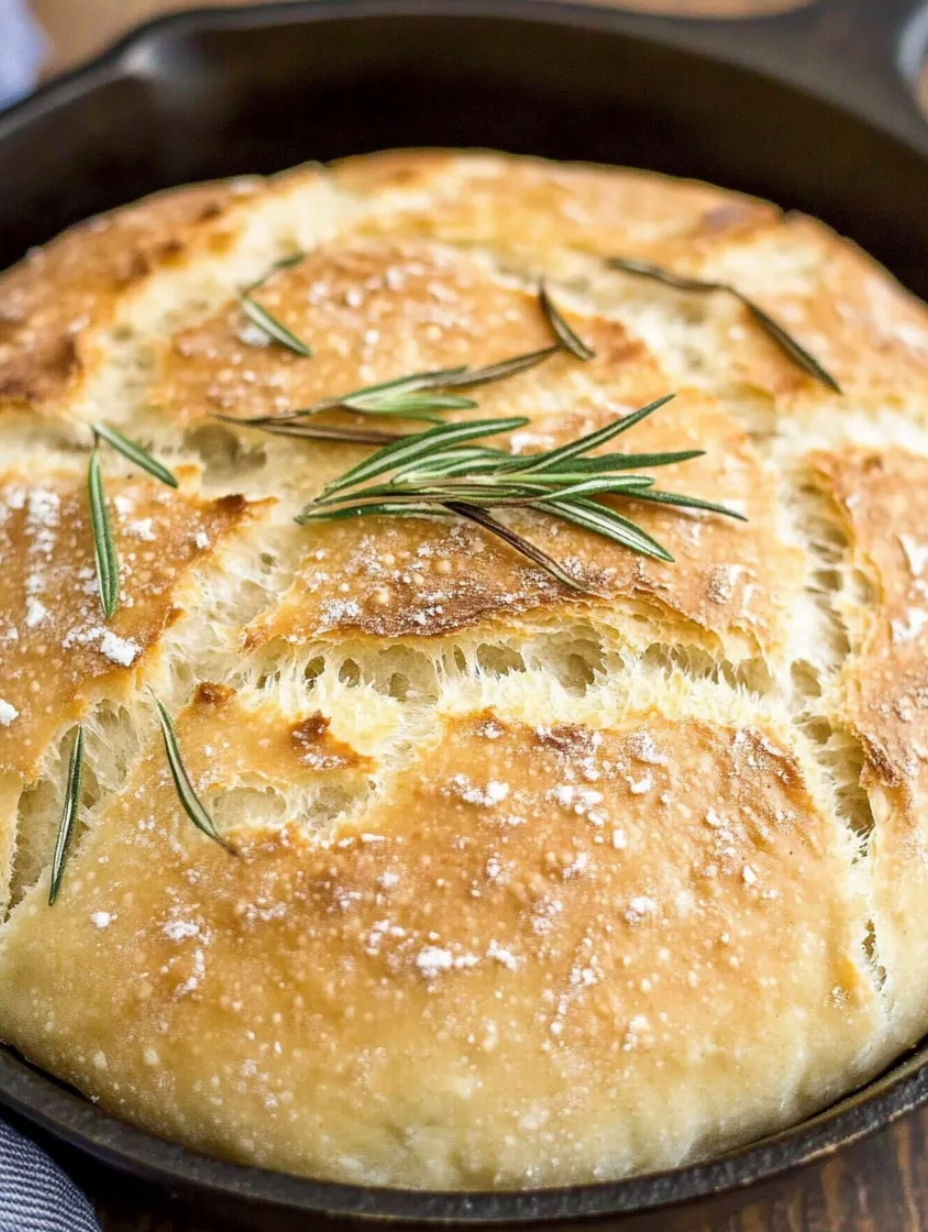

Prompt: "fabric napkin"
[0,0,45,108]
[0,1117,101,1231]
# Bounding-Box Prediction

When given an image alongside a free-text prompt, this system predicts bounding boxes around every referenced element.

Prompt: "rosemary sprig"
[87,427,178,620]
[239,251,313,357]
[88,442,119,620]
[212,413,404,446]
[607,256,841,393]
[223,349,560,434]
[241,295,313,358]
[316,417,529,497]
[48,726,85,905]
[437,347,559,389]
[445,502,586,591]
[539,280,596,361]
[151,693,236,855]
[309,368,479,423]
[92,422,178,488]
[221,279,597,434]
[238,251,311,352]
[48,697,234,908]
[298,396,745,589]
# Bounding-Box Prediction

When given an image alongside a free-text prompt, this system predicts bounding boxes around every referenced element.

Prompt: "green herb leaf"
[626,488,748,520]
[545,449,704,475]
[296,367,477,421]
[241,296,313,357]
[320,417,529,498]
[510,394,676,475]
[607,256,842,393]
[211,412,404,446]
[324,367,469,406]
[93,422,178,488]
[88,443,119,620]
[438,347,559,389]
[340,392,479,421]
[740,298,841,393]
[538,497,674,562]
[443,502,593,592]
[607,256,716,295]
[151,694,236,855]
[272,251,307,272]
[498,475,656,501]
[48,726,85,906]
[322,351,560,405]
[392,446,509,482]
[296,501,454,525]
[539,280,596,361]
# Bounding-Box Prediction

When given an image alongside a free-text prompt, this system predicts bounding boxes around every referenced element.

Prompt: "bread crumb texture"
[0,151,927,1190]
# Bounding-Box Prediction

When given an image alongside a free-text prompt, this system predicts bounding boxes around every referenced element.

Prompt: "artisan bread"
[2,151,928,1190]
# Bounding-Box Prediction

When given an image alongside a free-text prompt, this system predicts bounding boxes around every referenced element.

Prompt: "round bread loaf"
[1,151,928,1191]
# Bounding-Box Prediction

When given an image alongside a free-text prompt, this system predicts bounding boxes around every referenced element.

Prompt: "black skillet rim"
[4,1038,928,1223]
[2,0,928,1222]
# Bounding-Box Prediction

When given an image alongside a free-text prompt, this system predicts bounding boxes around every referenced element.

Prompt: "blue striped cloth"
[0,1118,101,1231]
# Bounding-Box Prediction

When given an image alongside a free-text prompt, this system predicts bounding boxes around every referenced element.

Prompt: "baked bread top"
[1,150,928,1190]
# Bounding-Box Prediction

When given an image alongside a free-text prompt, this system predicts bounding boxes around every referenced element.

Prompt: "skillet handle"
[613,0,928,154]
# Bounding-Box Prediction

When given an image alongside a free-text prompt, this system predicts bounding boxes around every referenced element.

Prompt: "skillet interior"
[0,0,928,289]
[2,1,928,1224]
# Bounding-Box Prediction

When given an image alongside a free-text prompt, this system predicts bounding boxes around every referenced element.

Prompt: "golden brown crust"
[0,703,879,1187]
[185,686,371,777]
[1,148,927,1190]
[156,237,596,425]
[333,152,928,415]
[678,214,928,413]
[332,151,780,262]
[0,181,261,411]
[0,463,259,778]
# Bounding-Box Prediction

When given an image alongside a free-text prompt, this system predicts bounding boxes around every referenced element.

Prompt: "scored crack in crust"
[1,150,928,1190]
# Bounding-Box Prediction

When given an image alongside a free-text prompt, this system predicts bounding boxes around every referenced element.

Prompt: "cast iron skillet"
[2,0,928,1226]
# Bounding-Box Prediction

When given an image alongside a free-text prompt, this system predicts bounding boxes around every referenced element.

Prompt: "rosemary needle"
[539,280,596,361]
[151,693,236,855]
[607,255,842,393]
[87,426,177,621]
[241,296,313,358]
[88,441,119,621]
[92,422,178,488]
[48,726,85,905]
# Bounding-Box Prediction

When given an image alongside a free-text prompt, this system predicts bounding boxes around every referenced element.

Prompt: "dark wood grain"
[32,0,814,74]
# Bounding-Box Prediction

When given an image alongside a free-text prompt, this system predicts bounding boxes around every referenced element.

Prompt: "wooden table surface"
[18,2,928,1230]
[32,0,811,74]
